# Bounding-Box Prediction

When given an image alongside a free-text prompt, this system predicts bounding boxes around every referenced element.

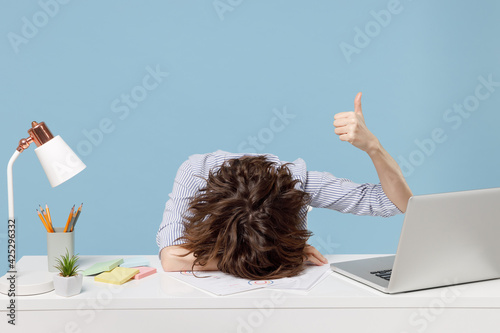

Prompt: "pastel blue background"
[1,0,499,274]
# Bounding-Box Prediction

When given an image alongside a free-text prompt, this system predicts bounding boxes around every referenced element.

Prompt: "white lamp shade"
[34,135,86,187]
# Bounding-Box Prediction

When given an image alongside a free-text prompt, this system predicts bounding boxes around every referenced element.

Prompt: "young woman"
[156,93,412,279]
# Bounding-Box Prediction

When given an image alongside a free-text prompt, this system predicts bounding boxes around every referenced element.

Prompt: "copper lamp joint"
[16,121,55,152]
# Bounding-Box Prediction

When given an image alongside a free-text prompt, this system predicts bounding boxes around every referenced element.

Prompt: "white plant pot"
[53,273,83,297]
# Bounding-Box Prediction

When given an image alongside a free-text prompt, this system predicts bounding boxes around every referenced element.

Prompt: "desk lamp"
[0,121,86,295]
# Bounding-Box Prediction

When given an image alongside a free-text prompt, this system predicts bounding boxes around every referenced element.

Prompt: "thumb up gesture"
[333,92,379,154]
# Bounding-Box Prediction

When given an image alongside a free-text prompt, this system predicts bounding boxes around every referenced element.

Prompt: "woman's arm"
[333,92,412,212]
[160,245,219,272]
[161,245,328,271]
[365,142,413,213]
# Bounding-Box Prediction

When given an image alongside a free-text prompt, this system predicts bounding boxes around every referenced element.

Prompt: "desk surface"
[2,254,500,310]
[3,255,500,333]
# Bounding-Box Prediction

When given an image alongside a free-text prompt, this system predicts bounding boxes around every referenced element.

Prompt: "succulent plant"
[54,250,80,277]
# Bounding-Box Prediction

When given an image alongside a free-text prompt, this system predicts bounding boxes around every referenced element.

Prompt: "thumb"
[354,92,363,116]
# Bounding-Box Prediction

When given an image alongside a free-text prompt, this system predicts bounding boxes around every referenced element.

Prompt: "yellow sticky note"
[94,267,139,285]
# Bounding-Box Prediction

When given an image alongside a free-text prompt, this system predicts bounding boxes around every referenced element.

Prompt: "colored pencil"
[45,204,52,224]
[36,209,52,233]
[71,203,83,232]
[64,205,75,233]
[45,204,55,232]
[42,206,54,233]
[39,205,53,232]
[36,209,50,232]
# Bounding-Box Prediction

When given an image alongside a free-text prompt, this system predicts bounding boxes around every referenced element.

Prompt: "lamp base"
[0,270,55,295]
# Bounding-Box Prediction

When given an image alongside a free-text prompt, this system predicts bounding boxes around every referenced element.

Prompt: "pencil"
[36,209,50,232]
[41,205,54,233]
[37,209,52,233]
[69,209,77,232]
[39,205,53,232]
[71,203,83,232]
[64,205,75,233]
[45,204,55,232]
[45,204,52,225]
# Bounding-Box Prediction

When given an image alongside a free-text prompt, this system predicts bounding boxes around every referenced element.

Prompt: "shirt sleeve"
[305,171,402,217]
[156,159,202,255]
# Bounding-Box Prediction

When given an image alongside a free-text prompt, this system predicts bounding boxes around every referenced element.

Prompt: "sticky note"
[94,267,139,285]
[82,259,124,276]
[133,266,157,280]
[120,257,150,268]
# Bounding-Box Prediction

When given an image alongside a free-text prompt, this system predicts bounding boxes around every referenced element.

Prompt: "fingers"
[334,92,363,120]
[332,92,373,151]
[334,126,349,135]
[338,134,351,142]
[333,111,353,120]
[333,118,353,127]
[333,113,355,136]
[304,245,328,265]
[354,92,363,115]
[308,253,328,265]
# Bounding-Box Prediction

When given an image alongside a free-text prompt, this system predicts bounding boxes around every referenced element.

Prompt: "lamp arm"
[7,150,21,221]
[8,135,33,219]
[6,150,20,275]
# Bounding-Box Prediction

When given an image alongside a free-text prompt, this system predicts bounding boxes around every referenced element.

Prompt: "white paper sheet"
[166,263,331,296]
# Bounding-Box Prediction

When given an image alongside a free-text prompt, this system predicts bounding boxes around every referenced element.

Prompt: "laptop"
[330,187,500,294]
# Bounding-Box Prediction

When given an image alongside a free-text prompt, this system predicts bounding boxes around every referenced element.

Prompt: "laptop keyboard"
[370,269,392,281]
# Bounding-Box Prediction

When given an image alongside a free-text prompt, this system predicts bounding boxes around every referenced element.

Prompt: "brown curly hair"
[176,155,312,280]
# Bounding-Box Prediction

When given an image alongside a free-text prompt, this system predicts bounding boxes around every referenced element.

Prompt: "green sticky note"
[120,257,150,268]
[94,267,140,285]
[82,259,124,276]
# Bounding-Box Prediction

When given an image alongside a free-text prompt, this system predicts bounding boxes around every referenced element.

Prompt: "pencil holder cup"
[47,227,75,272]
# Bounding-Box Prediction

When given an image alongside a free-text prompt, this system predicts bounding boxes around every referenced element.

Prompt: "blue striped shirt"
[156,150,402,252]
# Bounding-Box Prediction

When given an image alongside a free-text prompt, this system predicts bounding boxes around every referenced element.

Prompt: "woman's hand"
[333,91,413,212]
[333,92,380,154]
[304,245,328,265]
[160,245,219,272]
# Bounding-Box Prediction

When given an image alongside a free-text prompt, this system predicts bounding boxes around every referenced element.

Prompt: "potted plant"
[53,250,83,297]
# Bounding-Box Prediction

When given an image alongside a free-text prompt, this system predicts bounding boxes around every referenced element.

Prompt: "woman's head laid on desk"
[177,156,312,280]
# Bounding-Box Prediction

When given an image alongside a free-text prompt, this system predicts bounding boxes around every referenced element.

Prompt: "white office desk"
[2,254,500,333]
